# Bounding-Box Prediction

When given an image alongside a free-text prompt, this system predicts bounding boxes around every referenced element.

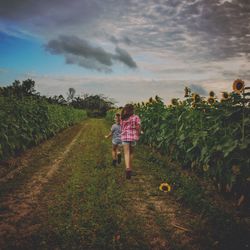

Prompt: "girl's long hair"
[121,104,134,120]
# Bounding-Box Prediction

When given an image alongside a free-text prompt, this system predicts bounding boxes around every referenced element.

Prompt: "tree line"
[0,79,115,117]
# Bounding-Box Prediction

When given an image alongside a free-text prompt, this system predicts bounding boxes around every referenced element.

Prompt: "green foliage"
[0,96,87,160]
[71,94,115,117]
[105,109,118,123]
[135,90,250,193]
[0,79,37,98]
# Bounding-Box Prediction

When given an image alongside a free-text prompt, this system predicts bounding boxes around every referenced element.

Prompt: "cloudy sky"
[0,0,250,105]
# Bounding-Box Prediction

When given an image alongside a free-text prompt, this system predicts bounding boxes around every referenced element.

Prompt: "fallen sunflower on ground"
[233,79,245,94]
[159,182,171,192]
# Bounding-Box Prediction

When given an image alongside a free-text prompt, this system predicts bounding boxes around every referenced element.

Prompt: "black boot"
[125,169,132,179]
[117,153,122,164]
[112,159,117,166]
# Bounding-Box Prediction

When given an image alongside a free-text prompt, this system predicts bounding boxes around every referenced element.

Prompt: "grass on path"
[1,118,249,250]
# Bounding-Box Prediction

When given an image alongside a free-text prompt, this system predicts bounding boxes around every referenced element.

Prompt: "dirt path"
[0,119,246,249]
[0,123,88,245]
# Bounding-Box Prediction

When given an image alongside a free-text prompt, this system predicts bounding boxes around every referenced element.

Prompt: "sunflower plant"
[134,81,250,195]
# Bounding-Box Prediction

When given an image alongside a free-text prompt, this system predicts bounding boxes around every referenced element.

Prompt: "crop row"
[0,96,87,160]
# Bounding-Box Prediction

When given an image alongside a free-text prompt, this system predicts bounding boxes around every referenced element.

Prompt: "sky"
[0,0,250,105]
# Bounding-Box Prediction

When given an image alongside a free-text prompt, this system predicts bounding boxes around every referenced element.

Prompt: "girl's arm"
[105,124,115,139]
[105,132,112,139]
[136,116,141,134]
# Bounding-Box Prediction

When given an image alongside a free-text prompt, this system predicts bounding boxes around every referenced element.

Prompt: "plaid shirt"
[120,114,141,141]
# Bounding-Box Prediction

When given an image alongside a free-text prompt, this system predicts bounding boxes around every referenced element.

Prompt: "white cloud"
[1,0,250,100]
[22,73,235,106]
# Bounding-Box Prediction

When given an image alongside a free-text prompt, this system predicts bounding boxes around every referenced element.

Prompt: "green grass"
[30,119,149,249]
[1,118,249,250]
[137,148,250,250]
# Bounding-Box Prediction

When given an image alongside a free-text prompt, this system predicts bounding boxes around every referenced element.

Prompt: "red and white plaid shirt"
[120,114,141,141]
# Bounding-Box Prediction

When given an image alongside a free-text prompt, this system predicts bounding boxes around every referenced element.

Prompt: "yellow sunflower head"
[233,79,245,94]
[209,91,215,97]
[159,182,171,192]
[171,98,179,106]
[203,164,210,172]
[192,93,201,103]
[221,91,229,100]
[207,97,215,105]
[149,97,153,103]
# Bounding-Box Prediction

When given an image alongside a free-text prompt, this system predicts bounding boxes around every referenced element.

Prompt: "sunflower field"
[0,96,87,161]
[108,79,250,194]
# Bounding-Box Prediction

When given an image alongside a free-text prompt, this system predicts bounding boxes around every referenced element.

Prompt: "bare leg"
[123,144,131,170]
[117,146,122,164]
[129,144,134,169]
[112,145,118,160]
[117,147,121,155]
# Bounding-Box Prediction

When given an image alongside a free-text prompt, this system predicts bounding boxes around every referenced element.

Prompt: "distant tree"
[12,80,21,88]
[47,95,67,105]
[0,79,38,98]
[67,88,76,103]
[71,94,115,117]
[0,80,114,115]
[21,79,36,95]
[12,80,22,97]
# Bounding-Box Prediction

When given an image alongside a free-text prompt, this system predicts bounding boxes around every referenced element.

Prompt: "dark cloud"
[110,36,119,44]
[123,37,132,45]
[46,35,113,66]
[0,0,37,20]
[178,0,250,61]
[124,0,250,61]
[65,54,112,73]
[0,0,101,23]
[114,47,137,68]
[189,84,207,95]
[109,35,132,45]
[1,0,250,64]
[45,35,137,71]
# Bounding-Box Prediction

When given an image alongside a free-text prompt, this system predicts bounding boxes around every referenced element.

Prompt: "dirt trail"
[1,118,240,249]
[0,123,87,244]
